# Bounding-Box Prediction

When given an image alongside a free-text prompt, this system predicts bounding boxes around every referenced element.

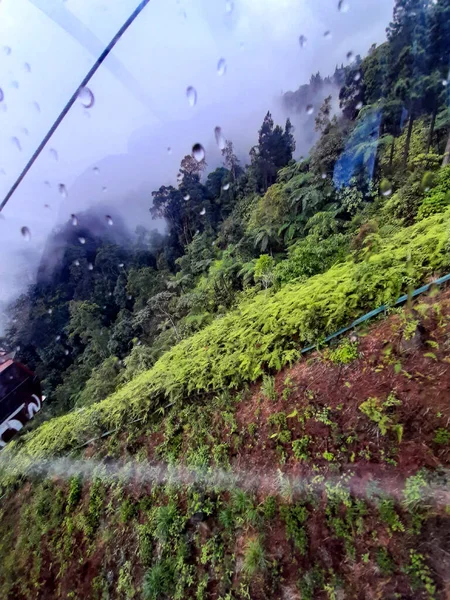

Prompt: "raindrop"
[217,58,227,76]
[48,308,53,315]
[102,186,107,193]
[56,335,61,341]
[88,263,94,271]
[443,79,448,87]
[58,183,67,198]
[306,104,314,115]
[298,35,307,48]
[119,263,124,268]
[324,30,332,39]
[71,214,78,226]
[192,143,205,162]
[11,81,19,89]
[167,146,172,154]
[380,178,392,197]
[0,88,4,102]
[354,71,361,82]
[183,194,190,201]
[105,215,113,226]
[214,126,226,150]
[355,101,363,110]
[20,226,31,241]
[77,86,95,108]
[74,260,80,266]
[44,180,51,188]
[186,86,197,107]
[33,101,41,113]
[200,207,206,215]
[24,62,31,73]
[225,0,234,13]
[223,183,230,191]
[338,0,349,12]
[49,148,58,161]
[128,295,133,301]
[93,166,99,175]
[11,137,22,151]
[78,237,86,245]
[321,173,327,179]
[3,46,11,56]
[44,204,50,209]
[22,127,29,136]
[346,51,354,62]
[64,349,70,356]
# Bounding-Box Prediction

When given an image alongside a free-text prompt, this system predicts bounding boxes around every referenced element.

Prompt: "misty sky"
[0,0,395,325]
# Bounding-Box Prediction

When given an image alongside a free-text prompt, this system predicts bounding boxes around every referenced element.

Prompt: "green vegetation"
[1,1,450,598]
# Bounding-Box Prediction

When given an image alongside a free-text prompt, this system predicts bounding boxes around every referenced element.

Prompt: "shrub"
[292,436,312,461]
[261,374,276,401]
[328,339,358,364]
[143,559,175,600]
[66,476,82,513]
[433,428,450,444]
[280,504,308,554]
[359,393,402,438]
[242,537,266,577]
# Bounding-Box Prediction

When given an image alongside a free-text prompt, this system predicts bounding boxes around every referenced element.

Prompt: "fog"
[0,0,395,328]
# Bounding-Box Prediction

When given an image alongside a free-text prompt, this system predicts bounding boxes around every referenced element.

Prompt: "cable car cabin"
[0,352,43,449]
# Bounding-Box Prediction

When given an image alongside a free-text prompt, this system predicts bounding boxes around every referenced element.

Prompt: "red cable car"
[0,351,44,449]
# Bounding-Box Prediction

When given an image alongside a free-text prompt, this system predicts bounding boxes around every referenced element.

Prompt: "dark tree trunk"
[389,138,395,170]
[426,108,437,155]
[442,130,450,166]
[402,113,414,170]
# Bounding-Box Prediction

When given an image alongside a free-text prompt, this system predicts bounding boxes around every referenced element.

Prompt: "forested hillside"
[1,0,450,598]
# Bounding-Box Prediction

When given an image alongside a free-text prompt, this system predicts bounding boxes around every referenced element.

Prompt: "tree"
[179,153,206,177]
[221,140,241,180]
[254,255,275,289]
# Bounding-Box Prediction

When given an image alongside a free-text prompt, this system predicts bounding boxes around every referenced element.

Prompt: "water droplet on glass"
[56,335,61,341]
[49,148,58,161]
[44,180,51,188]
[88,263,94,271]
[200,207,206,215]
[225,0,234,14]
[77,86,95,108]
[321,172,327,179]
[20,226,31,241]
[298,35,307,48]
[183,194,190,201]
[74,259,80,266]
[64,349,70,356]
[306,104,314,115]
[0,88,4,102]
[380,179,392,197]
[24,62,31,73]
[223,183,230,191]
[48,309,53,315]
[78,237,86,245]
[442,79,448,87]
[12,137,21,151]
[338,0,349,12]
[356,101,363,110]
[105,215,113,226]
[217,58,227,76]
[186,86,197,107]
[192,143,205,162]
[3,46,11,56]
[44,203,50,209]
[324,30,332,39]
[71,214,78,226]
[93,166,99,175]
[11,81,19,89]
[214,126,226,150]
[119,263,124,268]
[58,183,67,198]
[354,71,361,82]
[21,127,29,136]
[0,168,6,175]
[102,186,107,193]
[167,146,172,154]
[33,101,40,113]
[346,51,354,62]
